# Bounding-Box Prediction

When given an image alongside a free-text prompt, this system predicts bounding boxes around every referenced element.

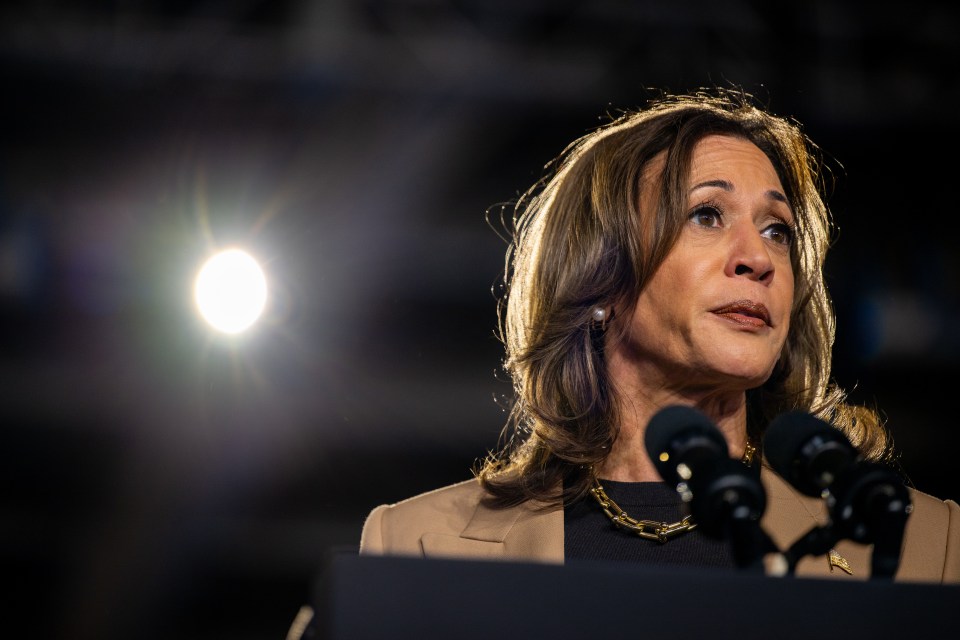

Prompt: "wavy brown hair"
[478,89,890,509]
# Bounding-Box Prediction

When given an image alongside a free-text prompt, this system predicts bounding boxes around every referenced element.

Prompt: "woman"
[286,89,958,639]
[358,91,960,581]
[287,88,958,639]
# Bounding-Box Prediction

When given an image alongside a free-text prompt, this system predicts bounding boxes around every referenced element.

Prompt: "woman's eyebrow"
[689,179,788,204]
[689,179,732,193]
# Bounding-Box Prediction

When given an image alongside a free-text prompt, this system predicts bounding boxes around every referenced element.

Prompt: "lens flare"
[194,249,268,334]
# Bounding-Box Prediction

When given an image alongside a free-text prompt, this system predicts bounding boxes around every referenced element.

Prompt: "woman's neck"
[595,386,749,483]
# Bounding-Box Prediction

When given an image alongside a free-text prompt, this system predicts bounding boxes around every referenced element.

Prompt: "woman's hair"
[477,89,890,509]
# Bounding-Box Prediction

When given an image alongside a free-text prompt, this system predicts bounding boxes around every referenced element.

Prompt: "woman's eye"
[762,223,794,246]
[689,206,722,227]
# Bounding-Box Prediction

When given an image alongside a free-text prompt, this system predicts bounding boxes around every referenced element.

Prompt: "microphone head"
[644,405,728,484]
[764,410,859,497]
[687,457,767,538]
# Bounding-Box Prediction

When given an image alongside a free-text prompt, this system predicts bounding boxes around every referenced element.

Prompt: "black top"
[564,480,735,568]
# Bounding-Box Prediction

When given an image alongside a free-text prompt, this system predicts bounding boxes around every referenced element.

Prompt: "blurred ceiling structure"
[3,2,959,639]
[3,0,958,120]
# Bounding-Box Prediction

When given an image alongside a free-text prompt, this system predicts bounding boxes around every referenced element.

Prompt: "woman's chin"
[701,362,776,392]
[702,347,778,387]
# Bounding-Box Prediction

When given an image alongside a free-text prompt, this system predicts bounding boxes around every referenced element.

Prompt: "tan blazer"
[286,467,960,639]
[360,467,960,583]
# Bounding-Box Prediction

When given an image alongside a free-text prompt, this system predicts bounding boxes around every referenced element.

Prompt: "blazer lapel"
[420,495,564,563]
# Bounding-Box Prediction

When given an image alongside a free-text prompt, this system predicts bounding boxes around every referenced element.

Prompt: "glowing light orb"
[194,249,268,334]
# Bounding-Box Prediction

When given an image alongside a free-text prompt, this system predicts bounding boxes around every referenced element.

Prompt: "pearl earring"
[591,307,607,323]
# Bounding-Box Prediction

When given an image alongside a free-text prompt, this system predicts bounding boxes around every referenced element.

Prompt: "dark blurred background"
[2,1,958,638]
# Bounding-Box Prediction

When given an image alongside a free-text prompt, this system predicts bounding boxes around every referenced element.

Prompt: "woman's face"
[615,134,795,393]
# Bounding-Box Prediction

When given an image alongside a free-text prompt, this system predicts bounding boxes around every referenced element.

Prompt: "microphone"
[645,405,729,486]
[764,410,912,579]
[645,406,771,570]
[764,409,859,497]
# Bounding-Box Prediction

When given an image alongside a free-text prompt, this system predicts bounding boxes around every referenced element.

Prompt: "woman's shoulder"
[359,478,565,562]
[901,485,958,545]
[371,478,488,522]
[359,478,489,555]
[899,486,960,582]
[906,486,958,517]
[906,485,957,507]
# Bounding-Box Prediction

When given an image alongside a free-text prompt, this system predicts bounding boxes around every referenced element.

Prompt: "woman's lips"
[711,301,771,328]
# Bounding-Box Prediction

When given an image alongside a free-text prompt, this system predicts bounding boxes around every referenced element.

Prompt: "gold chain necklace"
[589,438,757,543]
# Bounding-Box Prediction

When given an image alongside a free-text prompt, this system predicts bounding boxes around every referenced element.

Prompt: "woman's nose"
[725,225,774,283]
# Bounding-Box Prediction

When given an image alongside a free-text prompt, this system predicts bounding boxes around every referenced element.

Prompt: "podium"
[311,553,960,639]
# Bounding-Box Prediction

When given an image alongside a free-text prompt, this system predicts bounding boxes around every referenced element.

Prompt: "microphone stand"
[829,464,911,580]
[725,512,778,573]
[777,463,912,580]
[687,457,773,574]
[780,523,838,576]
[871,509,909,579]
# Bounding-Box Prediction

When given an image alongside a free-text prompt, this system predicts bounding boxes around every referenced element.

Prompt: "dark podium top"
[315,553,959,640]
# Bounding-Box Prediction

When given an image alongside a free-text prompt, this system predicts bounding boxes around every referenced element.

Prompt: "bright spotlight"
[194,249,268,334]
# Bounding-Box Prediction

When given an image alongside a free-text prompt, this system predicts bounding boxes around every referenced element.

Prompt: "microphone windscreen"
[764,411,831,474]
[764,410,857,496]
[644,405,727,482]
